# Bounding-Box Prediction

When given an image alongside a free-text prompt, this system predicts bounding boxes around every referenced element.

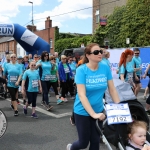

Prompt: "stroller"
[96,79,150,150]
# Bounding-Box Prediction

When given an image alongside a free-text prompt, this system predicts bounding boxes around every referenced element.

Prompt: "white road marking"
[6,98,72,118]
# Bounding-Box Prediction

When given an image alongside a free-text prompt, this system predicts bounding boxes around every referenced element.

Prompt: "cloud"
[0,0,42,23]
[34,0,92,29]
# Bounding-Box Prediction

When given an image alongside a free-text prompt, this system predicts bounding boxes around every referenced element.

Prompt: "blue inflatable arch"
[0,24,50,55]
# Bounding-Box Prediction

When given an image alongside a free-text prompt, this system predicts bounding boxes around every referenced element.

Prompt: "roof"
[0,37,14,43]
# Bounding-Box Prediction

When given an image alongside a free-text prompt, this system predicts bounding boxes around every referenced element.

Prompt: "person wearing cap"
[28,54,33,62]
[2,54,10,71]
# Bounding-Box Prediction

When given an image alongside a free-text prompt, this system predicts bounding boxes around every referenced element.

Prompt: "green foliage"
[55,36,91,54]
[92,0,150,48]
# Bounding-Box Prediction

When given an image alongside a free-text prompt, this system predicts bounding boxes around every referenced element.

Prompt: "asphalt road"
[0,91,147,150]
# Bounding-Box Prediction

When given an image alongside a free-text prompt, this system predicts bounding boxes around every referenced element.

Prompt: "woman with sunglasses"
[36,52,53,111]
[22,61,42,118]
[58,55,74,102]
[67,43,120,150]
[49,56,63,104]
[3,54,22,116]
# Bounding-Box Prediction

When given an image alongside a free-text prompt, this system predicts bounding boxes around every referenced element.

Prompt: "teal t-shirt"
[119,61,134,82]
[102,58,110,67]
[40,61,52,81]
[22,69,40,92]
[4,63,22,88]
[50,65,58,82]
[2,62,9,71]
[69,62,76,77]
[63,63,70,79]
[132,56,142,76]
[74,63,112,116]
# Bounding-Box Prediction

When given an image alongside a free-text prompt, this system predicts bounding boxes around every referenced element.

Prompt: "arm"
[107,80,120,103]
[21,80,26,94]
[77,84,105,120]
[15,75,22,86]
[120,74,125,81]
[143,64,150,78]
[38,80,42,93]
[35,63,41,69]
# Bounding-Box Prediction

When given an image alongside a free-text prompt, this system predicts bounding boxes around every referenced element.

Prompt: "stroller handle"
[96,119,103,136]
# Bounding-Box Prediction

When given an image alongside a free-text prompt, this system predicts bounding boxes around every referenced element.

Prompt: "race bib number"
[64,67,70,73]
[10,76,17,83]
[106,103,132,125]
[50,75,56,80]
[44,75,51,81]
[127,73,133,80]
[32,80,38,88]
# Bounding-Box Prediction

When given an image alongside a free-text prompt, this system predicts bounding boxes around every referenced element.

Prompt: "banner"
[108,47,150,88]
[0,24,14,36]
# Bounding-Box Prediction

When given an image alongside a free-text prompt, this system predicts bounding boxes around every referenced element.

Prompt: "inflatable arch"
[0,24,50,55]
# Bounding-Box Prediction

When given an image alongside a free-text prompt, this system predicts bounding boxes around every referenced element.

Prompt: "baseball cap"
[17,56,23,59]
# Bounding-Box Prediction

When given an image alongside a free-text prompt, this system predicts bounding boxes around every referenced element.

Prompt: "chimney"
[45,16,52,29]
[26,25,36,32]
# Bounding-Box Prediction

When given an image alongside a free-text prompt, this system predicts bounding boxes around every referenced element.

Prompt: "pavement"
[0,90,147,150]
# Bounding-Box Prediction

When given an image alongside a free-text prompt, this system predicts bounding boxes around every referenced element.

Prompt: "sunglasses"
[89,50,103,55]
[62,58,66,60]
[34,57,38,58]
[45,55,49,57]
[11,57,16,58]
[31,65,36,67]
[135,53,139,55]
[51,58,56,60]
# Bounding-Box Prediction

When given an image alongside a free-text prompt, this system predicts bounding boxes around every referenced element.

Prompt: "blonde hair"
[10,54,16,58]
[61,55,67,60]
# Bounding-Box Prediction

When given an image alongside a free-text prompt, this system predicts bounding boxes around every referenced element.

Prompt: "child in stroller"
[126,120,150,150]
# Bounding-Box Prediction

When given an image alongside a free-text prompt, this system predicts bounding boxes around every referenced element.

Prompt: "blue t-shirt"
[74,63,112,116]
[22,69,40,92]
[39,61,52,81]
[4,63,22,88]
[2,62,9,71]
[56,58,59,65]
[119,61,134,82]
[132,56,142,75]
[69,62,76,76]
[102,58,110,67]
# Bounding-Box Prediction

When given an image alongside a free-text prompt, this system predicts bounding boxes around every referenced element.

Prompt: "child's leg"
[31,92,38,114]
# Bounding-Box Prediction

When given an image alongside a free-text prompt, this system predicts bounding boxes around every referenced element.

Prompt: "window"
[95,10,99,24]
[50,39,52,48]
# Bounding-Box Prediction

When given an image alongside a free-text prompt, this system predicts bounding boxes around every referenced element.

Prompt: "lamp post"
[29,1,34,32]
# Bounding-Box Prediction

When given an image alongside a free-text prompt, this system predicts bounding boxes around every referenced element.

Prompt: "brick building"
[93,0,127,33]
[0,16,58,57]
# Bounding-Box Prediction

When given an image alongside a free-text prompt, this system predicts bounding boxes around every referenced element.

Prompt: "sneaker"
[47,105,53,111]
[64,98,68,102]
[23,99,26,105]
[10,104,14,110]
[146,110,150,116]
[143,95,147,100]
[23,106,27,115]
[17,100,20,105]
[70,117,75,126]
[66,144,72,150]
[70,96,75,100]
[57,99,63,105]
[31,113,38,119]
[41,101,45,106]
[14,110,19,116]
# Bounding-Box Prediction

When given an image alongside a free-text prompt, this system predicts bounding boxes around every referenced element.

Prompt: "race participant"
[22,61,42,118]
[2,54,10,71]
[3,54,22,116]
[36,51,53,111]
[67,43,120,150]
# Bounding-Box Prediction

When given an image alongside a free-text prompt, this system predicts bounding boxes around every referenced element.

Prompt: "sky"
[0,0,92,34]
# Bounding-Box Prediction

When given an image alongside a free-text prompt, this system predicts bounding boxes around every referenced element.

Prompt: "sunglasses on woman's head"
[89,50,103,55]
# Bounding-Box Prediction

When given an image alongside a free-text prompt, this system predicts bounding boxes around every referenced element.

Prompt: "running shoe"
[14,110,19,116]
[10,104,14,110]
[66,144,72,150]
[70,117,75,126]
[64,98,68,102]
[41,101,45,106]
[23,99,26,105]
[23,106,27,115]
[70,96,75,100]
[57,99,63,105]
[31,113,38,119]
[143,95,147,100]
[17,99,20,105]
[47,105,53,111]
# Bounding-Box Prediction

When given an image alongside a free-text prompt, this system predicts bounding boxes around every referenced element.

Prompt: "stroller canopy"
[105,78,136,103]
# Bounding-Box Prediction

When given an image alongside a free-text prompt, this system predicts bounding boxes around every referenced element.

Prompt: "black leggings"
[26,92,38,107]
[7,87,18,101]
[49,81,58,95]
[71,113,102,150]
[41,81,50,105]
[0,77,6,84]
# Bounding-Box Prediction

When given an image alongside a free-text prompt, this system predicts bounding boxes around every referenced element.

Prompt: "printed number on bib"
[32,80,38,88]
[106,103,132,125]
[10,76,17,83]
[44,75,51,81]
[50,75,56,80]
[64,67,70,73]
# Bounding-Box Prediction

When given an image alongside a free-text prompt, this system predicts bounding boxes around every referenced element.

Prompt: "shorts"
[7,87,18,101]
[133,75,141,84]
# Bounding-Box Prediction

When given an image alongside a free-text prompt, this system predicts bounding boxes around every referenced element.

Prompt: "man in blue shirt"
[132,48,142,97]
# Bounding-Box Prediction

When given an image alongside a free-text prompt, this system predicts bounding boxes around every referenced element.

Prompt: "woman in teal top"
[119,49,139,89]
[36,51,53,111]
[3,54,22,116]
[22,61,42,118]
[67,43,120,150]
